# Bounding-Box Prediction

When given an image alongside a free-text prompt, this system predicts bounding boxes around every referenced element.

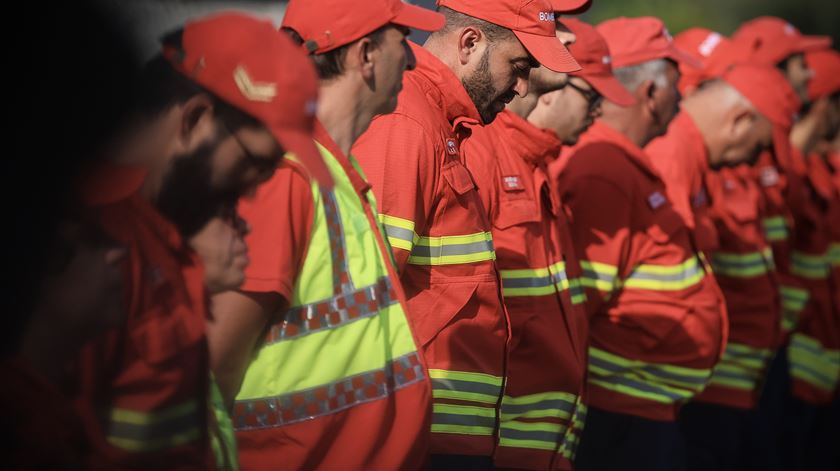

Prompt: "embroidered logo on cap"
[784,23,796,36]
[698,32,723,57]
[760,167,780,187]
[503,175,524,191]
[446,138,458,156]
[647,191,667,209]
[602,56,612,65]
[234,65,277,102]
[662,27,673,42]
[538,11,555,22]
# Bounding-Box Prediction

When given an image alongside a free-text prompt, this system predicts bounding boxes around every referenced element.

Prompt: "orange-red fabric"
[465,110,588,470]
[238,160,314,299]
[648,114,779,409]
[234,121,431,471]
[645,112,719,253]
[806,48,840,101]
[353,42,509,456]
[788,149,840,405]
[733,16,832,67]
[552,121,727,421]
[437,0,579,73]
[595,16,702,69]
[702,167,780,408]
[163,13,327,186]
[76,165,214,470]
[281,0,443,54]
[563,18,636,107]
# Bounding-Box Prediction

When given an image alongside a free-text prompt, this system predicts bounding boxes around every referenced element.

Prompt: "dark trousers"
[679,401,750,471]
[574,406,686,471]
[429,454,494,471]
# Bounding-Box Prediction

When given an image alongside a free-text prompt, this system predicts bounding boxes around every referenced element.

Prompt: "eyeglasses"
[566,80,603,113]
[219,119,283,176]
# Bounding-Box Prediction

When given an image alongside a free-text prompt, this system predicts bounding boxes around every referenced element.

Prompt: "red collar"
[409,42,482,129]
[669,112,710,175]
[497,110,562,166]
[583,120,662,179]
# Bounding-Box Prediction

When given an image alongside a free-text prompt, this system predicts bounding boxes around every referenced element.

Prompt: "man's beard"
[156,136,240,239]
[462,48,513,124]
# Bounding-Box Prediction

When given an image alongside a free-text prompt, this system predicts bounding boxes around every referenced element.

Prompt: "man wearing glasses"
[461,15,633,471]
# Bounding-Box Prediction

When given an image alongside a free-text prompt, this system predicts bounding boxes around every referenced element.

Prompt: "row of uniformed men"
[13,0,839,469]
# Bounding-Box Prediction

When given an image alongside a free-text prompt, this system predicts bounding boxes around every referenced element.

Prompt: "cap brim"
[667,45,704,70]
[272,127,334,188]
[584,73,636,107]
[514,30,581,73]
[392,3,445,33]
[795,35,832,53]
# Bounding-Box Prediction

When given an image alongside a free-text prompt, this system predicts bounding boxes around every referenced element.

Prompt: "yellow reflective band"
[106,401,200,452]
[431,403,496,436]
[499,420,567,452]
[500,391,578,421]
[408,231,496,265]
[788,334,840,391]
[791,251,831,279]
[378,214,417,252]
[430,369,503,405]
[829,243,840,267]
[623,256,705,291]
[588,347,710,404]
[580,260,619,293]
[763,216,789,241]
[707,343,772,392]
[711,248,774,278]
[500,262,585,300]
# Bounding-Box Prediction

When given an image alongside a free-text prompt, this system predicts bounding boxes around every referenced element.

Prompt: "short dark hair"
[431,6,514,43]
[132,28,260,131]
[282,25,389,80]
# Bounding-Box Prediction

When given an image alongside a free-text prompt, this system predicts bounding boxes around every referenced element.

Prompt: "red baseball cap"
[553,0,592,15]
[438,0,581,73]
[733,16,832,66]
[596,17,703,69]
[673,28,729,94]
[282,0,445,54]
[563,18,635,106]
[806,48,840,101]
[164,12,331,186]
[723,63,801,169]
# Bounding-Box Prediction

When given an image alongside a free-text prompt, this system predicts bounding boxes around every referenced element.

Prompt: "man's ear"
[639,79,657,116]
[729,106,757,143]
[179,94,216,150]
[350,36,377,82]
[457,26,483,66]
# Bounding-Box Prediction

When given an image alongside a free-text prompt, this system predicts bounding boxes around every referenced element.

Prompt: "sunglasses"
[566,80,603,113]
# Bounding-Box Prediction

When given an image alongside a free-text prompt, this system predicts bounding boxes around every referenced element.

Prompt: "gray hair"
[613,59,670,92]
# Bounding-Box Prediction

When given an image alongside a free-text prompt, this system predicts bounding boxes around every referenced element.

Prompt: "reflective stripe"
[791,251,831,279]
[829,243,840,267]
[500,391,577,421]
[763,216,789,242]
[588,347,711,404]
[624,256,705,291]
[234,352,424,430]
[580,260,618,292]
[408,231,496,265]
[431,403,496,436]
[430,369,503,404]
[788,334,840,392]
[264,277,398,344]
[711,248,774,278]
[780,285,809,332]
[498,392,584,456]
[500,262,587,304]
[378,214,417,252]
[707,343,773,391]
[106,401,200,452]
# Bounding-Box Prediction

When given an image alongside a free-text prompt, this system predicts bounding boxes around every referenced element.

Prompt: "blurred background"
[104,0,839,60]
